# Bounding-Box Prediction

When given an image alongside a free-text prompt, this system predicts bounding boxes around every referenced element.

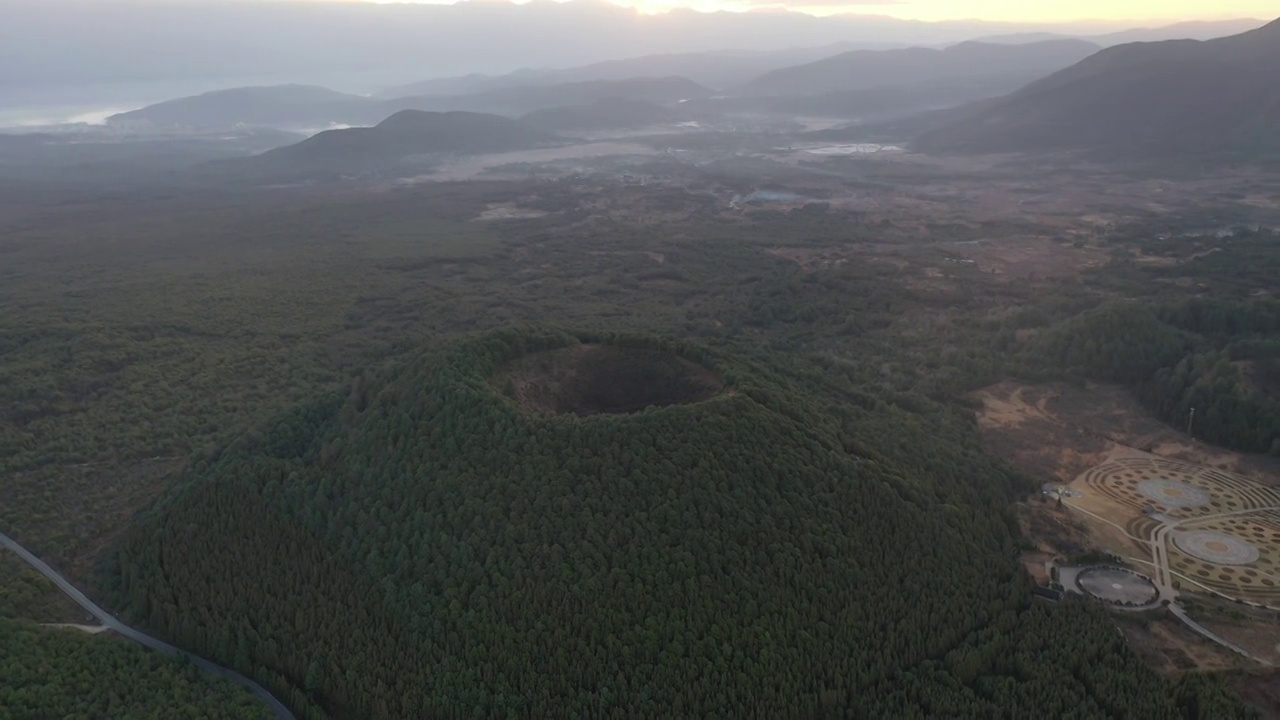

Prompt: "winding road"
[0,531,295,720]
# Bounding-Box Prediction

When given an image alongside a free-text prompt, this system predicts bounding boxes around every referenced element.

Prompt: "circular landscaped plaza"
[1136,479,1211,508]
[1077,567,1159,604]
[1174,530,1261,565]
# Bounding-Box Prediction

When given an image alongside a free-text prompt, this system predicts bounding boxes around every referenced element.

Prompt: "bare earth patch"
[474,203,549,221]
[1228,670,1280,718]
[1197,618,1280,666]
[767,247,853,272]
[942,237,1109,280]
[414,142,657,182]
[972,381,1280,487]
[42,623,110,634]
[1119,614,1241,674]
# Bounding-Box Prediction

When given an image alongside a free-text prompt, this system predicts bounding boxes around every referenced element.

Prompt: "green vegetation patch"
[1020,297,1280,455]
[1021,302,1192,384]
[0,619,271,720]
[351,216,502,260]
[0,551,85,623]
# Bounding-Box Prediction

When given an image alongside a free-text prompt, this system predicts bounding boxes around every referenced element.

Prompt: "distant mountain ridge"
[375,44,905,97]
[108,85,382,129]
[101,18,1276,147]
[109,77,709,131]
[522,99,678,133]
[272,110,552,160]
[916,17,1280,158]
[975,18,1266,46]
[373,18,1261,101]
[14,1,1257,95]
[223,110,555,180]
[739,40,1101,97]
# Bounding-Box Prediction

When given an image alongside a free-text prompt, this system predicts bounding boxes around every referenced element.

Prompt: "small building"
[1032,586,1065,602]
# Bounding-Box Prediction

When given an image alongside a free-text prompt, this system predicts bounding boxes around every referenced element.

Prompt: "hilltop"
[107,85,383,130]
[225,110,554,179]
[916,18,1280,158]
[739,40,1100,98]
[975,18,1266,46]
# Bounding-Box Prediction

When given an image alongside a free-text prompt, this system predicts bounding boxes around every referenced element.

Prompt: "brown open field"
[1118,612,1242,674]
[973,381,1280,487]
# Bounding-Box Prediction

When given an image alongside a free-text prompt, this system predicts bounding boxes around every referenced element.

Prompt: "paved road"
[0,531,296,720]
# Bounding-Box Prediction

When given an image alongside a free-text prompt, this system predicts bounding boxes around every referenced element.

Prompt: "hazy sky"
[3,0,1270,107]
[780,0,1272,21]
[370,0,1272,22]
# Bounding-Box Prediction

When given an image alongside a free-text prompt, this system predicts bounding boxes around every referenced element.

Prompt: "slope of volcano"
[109,330,1254,718]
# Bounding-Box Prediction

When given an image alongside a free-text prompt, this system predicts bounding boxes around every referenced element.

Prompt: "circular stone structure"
[1136,479,1211,508]
[1077,567,1159,605]
[1174,530,1260,565]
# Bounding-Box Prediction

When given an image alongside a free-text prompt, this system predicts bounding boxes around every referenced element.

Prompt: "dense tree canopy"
[108,329,1254,718]
[0,551,83,624]
[0,619,271,720]
[1021,300,1280,455]
[1022,303,1192,384]
[1141,349,1280,454]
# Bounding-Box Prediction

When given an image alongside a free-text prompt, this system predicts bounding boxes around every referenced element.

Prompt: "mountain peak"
[740,39,1100,97]
[375,109,476,131]
[915,19,1280,159]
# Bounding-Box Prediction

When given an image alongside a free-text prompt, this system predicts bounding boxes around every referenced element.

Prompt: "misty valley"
[1,4,1279,719]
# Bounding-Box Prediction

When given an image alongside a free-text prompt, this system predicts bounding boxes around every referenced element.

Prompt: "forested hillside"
[0,551,83,623]
[1020,304,1193,384]
[1021,298,1280,455]
[740,40,1099,97]
[916,18,1280,158]
[107,329,1253,718]
[0,619,272,719]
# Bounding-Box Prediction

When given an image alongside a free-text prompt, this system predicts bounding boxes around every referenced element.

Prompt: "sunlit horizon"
[360,0,1273,24]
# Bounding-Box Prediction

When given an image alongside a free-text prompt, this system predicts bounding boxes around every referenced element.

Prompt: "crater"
[494,344,724,416]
